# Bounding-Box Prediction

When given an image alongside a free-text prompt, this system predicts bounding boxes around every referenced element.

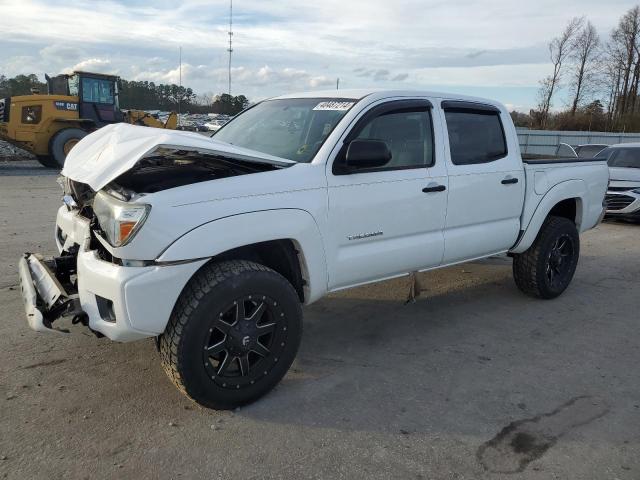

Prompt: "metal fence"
[517,128,640,156]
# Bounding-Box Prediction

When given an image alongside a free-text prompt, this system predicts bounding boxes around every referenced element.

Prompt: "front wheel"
[512,216,580,299]
[160,260,303,409]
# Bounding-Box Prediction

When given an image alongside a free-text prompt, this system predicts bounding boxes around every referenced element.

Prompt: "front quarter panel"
[157,209,329,304]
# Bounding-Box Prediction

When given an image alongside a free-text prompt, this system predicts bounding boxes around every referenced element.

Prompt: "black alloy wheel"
[545,234,575,290]
[160,260,303,409]
[203,295,288,390]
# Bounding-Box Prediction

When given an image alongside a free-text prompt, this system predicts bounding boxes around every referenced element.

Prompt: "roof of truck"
[273,88,506,109]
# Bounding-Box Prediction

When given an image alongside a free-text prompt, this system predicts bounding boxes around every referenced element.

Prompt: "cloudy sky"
[0,0,636,110]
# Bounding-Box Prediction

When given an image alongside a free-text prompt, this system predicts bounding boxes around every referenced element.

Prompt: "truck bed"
[522,156,606,165]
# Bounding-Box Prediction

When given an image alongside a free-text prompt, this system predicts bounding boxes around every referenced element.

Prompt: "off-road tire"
[50,128,87,168]
[160,260,303,409]
[35,155,59,169]
[513,215,580,299]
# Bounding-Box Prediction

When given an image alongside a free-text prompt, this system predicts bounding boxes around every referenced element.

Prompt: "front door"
[326,99,448,290]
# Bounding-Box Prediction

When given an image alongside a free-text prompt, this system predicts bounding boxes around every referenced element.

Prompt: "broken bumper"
[18,206,208,342]
[18,254,79,334]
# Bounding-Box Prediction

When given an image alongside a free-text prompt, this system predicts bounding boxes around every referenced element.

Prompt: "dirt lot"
[0,161,638,480]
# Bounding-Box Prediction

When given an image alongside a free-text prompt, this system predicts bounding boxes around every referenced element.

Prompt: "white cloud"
[40,44,83,63]
[412,64,550,88]
[65,58,114,75]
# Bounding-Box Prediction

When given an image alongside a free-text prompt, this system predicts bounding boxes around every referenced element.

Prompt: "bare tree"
[569,22,600,116]
[611,6,640,121]
[537,17,584,128]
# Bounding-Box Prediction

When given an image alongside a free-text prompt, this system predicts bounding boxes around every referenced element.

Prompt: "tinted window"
[81,78,114,104]
[602,148,640,168]
[350,109,434,169]
[445,110,507,165]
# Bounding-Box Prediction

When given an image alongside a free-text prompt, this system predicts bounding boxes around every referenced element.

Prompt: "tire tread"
[159,260,297,406]
[512,215,578,299]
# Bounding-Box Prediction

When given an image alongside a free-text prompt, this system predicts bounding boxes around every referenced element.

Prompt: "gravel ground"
[0,140,35,163]
[0,161,638,479]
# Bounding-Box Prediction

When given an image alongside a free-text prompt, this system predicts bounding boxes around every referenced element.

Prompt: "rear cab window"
[442,101,507,165]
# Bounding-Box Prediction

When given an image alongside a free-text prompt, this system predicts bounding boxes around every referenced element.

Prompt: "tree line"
[515,5,640,132]
[0,73,249,115]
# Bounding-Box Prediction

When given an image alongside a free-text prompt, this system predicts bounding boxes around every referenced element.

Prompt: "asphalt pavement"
[1,161,638,479]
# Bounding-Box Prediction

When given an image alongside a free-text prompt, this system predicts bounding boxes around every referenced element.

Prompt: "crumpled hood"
[61,123,294,191]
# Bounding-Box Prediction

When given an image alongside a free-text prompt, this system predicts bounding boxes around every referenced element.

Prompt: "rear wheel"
[49,128,87,168]
[160,260,303,409]
[512,216,580,299]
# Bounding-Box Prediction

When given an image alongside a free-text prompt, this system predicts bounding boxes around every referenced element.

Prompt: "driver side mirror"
[344,139,392,170]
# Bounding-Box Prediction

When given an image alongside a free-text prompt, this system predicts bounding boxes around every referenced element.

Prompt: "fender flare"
[510,179,586,254]
[157,208,328,303]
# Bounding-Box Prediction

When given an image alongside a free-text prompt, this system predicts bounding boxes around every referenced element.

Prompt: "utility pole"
[336,78,340,90]
[227,0,233,96]
[178,46,182,127]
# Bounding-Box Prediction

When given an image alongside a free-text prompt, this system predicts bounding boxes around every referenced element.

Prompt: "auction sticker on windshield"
[313,101,354,111]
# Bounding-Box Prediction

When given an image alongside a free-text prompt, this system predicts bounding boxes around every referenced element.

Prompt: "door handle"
[422,184,446,193]
[501,177,519,185]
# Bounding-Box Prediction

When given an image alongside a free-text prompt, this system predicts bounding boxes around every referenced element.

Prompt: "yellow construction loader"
[0,71,177,168]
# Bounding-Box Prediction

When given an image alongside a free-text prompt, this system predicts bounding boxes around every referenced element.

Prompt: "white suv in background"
[596,144,640,221]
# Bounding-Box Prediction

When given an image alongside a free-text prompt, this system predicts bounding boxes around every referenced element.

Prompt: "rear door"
[439,101,524,263]
[325,98,448,290]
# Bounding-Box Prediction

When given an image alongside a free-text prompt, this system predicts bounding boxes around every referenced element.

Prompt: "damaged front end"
[18,252,87,334]
[18,123,294,339]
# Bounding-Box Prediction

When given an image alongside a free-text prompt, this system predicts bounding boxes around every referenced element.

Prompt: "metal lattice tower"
[227,0,233,96]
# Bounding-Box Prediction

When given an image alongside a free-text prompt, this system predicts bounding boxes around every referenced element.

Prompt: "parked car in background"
[596,144,640,221]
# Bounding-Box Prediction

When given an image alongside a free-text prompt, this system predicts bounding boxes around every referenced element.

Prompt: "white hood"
[62,123,294,191]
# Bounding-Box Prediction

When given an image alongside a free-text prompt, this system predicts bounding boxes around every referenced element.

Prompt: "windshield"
[596,147,640,168]
[213,98,357,162]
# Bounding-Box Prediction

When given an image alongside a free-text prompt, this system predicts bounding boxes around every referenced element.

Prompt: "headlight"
[92,191,150,247]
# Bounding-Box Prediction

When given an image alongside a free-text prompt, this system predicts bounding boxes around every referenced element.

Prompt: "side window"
[335,106,434,173]
[444,109,507,165]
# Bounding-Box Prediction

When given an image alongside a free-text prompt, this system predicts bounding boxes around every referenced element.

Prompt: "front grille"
[608,186,633,192]
[606,194,635,211]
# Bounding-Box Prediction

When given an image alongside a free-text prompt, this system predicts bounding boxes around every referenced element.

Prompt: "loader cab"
[46,71,122,126]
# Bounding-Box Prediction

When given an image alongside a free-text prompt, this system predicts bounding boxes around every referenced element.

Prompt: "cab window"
[333,103,434,174]
[444,108,507,165]
[81,78,114,104]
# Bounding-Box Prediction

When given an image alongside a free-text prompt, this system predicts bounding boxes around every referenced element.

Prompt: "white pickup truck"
[18,89,609,409]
